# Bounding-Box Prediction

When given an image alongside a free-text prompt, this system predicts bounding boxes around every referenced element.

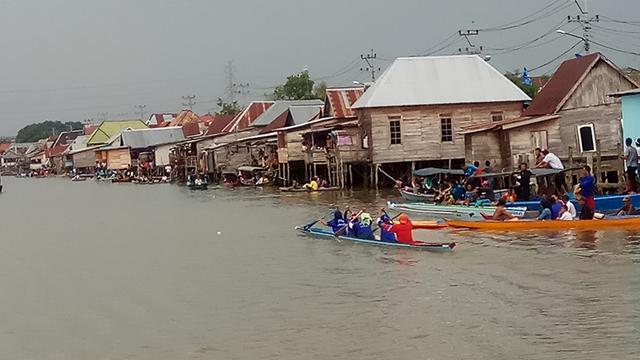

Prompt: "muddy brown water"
[0,177,638,359]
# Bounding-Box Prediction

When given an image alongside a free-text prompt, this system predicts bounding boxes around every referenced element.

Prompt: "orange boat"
[397,220,449,230]
[447,216,640,231]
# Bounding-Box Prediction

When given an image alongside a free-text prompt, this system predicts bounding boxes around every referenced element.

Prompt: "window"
[389,116,401,145]
[491,112,504,123]
[531,130,548,150]
[577,124,596,152]
[440,117,453,142]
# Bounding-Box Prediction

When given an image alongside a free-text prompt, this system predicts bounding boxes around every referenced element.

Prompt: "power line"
[479,0,573,32]
[485,19,571,53]
[529,41,583,72]
[599,15,640,26]
[590,39,640,56]
[360,49,381,82]
[182,95,196,110]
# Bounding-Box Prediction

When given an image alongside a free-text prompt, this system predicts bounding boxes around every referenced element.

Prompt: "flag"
[522,67,533,86]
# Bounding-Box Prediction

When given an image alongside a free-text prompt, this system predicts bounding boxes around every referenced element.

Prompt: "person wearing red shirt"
[385,214,417,245]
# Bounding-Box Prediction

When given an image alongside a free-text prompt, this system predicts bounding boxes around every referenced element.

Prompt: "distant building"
[85,120,148,146]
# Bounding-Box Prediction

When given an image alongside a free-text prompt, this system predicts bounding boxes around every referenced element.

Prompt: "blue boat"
[512,193,640,212]
[298,227,456,252]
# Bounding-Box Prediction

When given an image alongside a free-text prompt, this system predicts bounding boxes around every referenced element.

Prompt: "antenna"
[360,49,381,82]
[182,95,196,110]
[568,0,599,53]
[457,30,483,55]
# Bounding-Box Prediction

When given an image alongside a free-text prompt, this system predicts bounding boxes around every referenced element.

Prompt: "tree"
[273,70,317,100]
[215,98,242,116]
[313,81,328,101]
[505,70,539,99]
[16,120,83,142]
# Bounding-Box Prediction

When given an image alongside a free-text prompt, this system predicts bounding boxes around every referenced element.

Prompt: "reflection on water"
[0,177,638,360]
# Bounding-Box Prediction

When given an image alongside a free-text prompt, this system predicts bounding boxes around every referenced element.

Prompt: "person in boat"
[514,162,532,201]
[318,177,329,188]
[562,194,577,219]
[451,182,466,203]
[303,177,319,191]
[492,198,517,221]
[578,198,595,220]
[350,212,375,240]
[538,193,554,220]
[385,214,419,245]
[376,213,397,243]
[476,180,495,206]
[462,184,478,205]
[558,205,574,221]
[616,196,637,216]
[484,160,495,188]
[621,137,638,193]
[434,181,453,204]
[194,175,204,186]
[576,165,596,214]
[322,210,347,233]
[534,147,544,167]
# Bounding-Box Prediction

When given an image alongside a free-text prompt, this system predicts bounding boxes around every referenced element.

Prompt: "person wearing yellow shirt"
[303,177,319,191]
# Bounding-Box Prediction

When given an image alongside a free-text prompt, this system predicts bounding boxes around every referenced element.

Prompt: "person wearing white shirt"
[536,149,567,193]
[559,205,574,220]
[562,195,577,219]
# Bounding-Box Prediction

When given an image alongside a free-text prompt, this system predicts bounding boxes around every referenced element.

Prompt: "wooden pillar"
[411,161,416,176]
[349,164,353,188]
[374,163,380,189]
[617,142,624,187]
[448,158,452,169]
[595,139,602,180]
[568,146,574,169]
[313,163,317,179]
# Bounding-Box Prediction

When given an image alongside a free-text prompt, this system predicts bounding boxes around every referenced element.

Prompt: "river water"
[0,176,638,359]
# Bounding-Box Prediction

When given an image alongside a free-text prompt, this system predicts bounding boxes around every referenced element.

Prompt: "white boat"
[387,201,528,220]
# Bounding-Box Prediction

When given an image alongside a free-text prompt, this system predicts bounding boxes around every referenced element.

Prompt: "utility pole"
[134,104,147,121]
[182,95,196,110]
[360,49,380,82]
[224,61,250,104]
[97,112,109,122]
[568,0,599,53]
[457,29,483,55]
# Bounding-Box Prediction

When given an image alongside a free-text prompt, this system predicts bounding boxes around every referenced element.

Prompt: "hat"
[360,213,373,226]
[398,214,411,224]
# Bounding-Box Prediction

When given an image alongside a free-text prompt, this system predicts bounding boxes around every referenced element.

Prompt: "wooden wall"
[464,131,503,169]
[97,148,131,169]
[557,104,622,158]
[563,61,637,111]
[72,150,96,169]
[359,101,524,164]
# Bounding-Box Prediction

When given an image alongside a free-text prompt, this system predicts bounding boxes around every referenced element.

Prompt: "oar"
[298,210,334,231]
[372,209,401,234]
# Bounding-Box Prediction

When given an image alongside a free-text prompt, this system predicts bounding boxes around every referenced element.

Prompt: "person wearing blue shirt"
[463,164,478,177]
[577,165,596,216]
[377,214,397,243]
[351,213,375,240]
[550,195,562,219]
[324,210,347,233]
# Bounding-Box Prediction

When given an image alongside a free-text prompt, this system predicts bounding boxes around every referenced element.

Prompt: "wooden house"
[462,53,638,182]
[352,55,530,186]
[276,87,367,187]
[85,120,147,146]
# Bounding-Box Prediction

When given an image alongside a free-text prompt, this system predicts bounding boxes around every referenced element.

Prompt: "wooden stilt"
[349,164,353,188]
[595,139,601,180]
[374,163,380,189]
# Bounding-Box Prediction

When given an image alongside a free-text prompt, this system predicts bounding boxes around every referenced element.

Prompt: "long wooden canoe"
[280,186,340,193]
[405,220,449,230]
[447,216,640,230]
[299,227,456,252]
[387,201,527,220]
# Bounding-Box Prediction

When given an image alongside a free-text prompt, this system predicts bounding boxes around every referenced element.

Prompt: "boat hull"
[188,184,208,190]
[388,201,527,220]
[399,189,435,202]
[279,187,340,193]
[300,227,455,252]
[447,216,640,230]
[512,193,640,212]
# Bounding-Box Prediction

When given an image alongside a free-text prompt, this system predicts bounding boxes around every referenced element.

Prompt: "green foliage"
[273,70,326,100]
[505,70,540,99]
[16,120,83,142]
[313,81,328,101]
[215,98,242,116]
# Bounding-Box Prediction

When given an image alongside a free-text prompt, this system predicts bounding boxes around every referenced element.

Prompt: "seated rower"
[501,188,518,203]
[377,213,396,243]
[558,205,574,220]
[616,196,636,216]
[322,210,347,233]
[492,198,517,221]
[350,212,375,240]
[383,214,419,245]
[303,177,319,191]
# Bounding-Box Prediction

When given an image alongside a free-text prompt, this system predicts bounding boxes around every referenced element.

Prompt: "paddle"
[372,209,401,234]
[334,208,365,239]
[300,210,334,231]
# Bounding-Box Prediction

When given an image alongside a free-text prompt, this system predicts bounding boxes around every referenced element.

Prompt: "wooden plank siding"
[562,61,635,111]
[464,131,504,168]
[359,102,524,164]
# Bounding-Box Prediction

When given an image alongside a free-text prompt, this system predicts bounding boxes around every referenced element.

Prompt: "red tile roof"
[170,110,199,127]
[0,143,11,154]
[259,110,293,134]
[181,122,201,137]
[47,144,68,157]
[204,115,236,136]
[149,113,177,126]
[223,101,274,132]
[523,53,600,116]
[84,124,99,136]
[325,87,365,118]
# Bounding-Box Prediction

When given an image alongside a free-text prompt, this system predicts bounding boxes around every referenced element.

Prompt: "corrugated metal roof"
[86,120,148,145]
[67,135,88,152]
[610,88,640,97]
[251,100,324,126]
[352,55,530,109]
[223,101,274,132]
[121,127,185,149]
[522,53,600,116]
[204,115,236,135]
[460,115,560,134]
[289,105,322,125]
[325,87,364,118]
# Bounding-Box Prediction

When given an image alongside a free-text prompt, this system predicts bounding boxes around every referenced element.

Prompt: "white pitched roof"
[352,55,530,109]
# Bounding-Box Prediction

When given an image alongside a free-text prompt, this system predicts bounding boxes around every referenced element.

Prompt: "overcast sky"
[0,0,638,135]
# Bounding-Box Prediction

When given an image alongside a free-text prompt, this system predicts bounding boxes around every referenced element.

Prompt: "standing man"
[621,137,638,193]
[484,160,495,188]
[536,149,566,194]
[576,165,596,218]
